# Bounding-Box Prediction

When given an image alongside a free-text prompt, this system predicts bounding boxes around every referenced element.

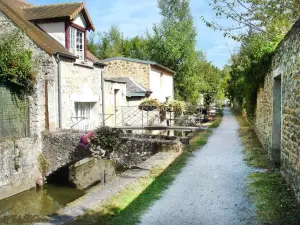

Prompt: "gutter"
[101,69,105,126]
[54,53,63,129]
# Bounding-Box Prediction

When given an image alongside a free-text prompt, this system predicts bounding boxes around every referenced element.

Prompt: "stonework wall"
[0,10,57,138]
[60,60,103,130]
[0,138,40,200]
[103,60,151,88]
[42,131,91,175]
[254,19,300,199]
[42,131,183,175]
[0,10,57,199]
[69,158,116,190]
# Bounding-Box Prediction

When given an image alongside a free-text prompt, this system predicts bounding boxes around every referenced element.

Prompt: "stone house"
[0,0,126,200]
[252,18,300,200]
[100,57,175,104]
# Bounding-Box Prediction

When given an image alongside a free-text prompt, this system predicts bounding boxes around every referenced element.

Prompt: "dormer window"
[69,27,84,61]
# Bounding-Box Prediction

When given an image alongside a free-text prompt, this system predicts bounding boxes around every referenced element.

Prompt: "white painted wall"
[60,60,103,130]
[38,22,65,47]
[73,13,87,28]
[149,67,174,102]
[104,81,127,127]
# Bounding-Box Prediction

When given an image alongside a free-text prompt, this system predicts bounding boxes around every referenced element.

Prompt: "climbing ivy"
[226,33,280,117]
[0,31,37,98]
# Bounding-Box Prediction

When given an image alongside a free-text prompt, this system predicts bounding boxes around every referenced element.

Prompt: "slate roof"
[106,77,152,97]
[99,57,175,75]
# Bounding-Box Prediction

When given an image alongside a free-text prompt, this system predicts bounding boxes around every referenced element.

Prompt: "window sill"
[73,62,94,69]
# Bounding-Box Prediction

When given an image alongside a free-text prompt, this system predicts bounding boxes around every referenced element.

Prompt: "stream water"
[0,184,85,224]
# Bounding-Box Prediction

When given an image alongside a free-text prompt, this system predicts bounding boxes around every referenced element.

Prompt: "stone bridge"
[42,131,184,176]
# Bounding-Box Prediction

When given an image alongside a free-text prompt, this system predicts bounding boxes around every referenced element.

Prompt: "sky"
[28,0,240,68]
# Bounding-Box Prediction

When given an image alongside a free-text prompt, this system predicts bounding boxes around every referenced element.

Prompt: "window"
[69,27,84,61]
[75,102,92,119]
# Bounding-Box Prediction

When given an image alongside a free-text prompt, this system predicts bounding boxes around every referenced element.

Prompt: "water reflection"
[0,184,85,224]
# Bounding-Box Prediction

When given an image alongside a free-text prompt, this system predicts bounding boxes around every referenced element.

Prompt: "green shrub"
[0,31,37,98]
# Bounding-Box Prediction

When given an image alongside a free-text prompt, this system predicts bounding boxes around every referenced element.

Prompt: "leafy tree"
[202,0,299,41]
[203,0,300,117]
[147,0,200,103]
[87,26,149,60]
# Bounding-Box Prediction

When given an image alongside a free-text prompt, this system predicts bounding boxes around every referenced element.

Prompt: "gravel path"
[139,107,258,225]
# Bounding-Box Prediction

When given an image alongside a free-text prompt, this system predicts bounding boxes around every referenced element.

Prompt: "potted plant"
[139,98,160,111]
[160,100,185,113]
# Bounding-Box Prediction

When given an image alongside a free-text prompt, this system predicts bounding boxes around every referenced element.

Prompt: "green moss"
[38,154,49,175]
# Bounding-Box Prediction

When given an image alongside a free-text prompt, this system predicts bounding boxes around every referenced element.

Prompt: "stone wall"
[103,60,151,88]
[0,10,57,138]
[0,10,57,200]
[112,136,183,167]
[60,60,103,130]
[0,138,40,200]
[103,80,127,127]
[254,19,300,199]
[42,131,91,175]
[69,158,116,190]
[42,131,183,175]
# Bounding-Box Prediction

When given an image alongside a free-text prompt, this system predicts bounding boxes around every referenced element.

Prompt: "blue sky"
[28,0,240,68]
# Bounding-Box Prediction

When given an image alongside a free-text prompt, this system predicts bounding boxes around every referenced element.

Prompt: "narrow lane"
[139,108,257,225]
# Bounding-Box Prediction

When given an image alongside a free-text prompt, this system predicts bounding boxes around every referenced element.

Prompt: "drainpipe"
[55,54,63,129]
[101,69,105,127]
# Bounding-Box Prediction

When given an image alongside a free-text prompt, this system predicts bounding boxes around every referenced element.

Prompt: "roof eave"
[94,62,107,68]
[54,51,77,60]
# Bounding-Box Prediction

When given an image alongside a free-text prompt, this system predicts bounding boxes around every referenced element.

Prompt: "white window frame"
[75,102,92,119]
[69,27,84,61]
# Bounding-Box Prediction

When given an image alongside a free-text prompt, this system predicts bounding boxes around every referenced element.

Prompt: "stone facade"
[104,60,151,88]
[42,131,91,175]
[0,11,57,200]
[69,158,116,190]
[60,60,104,130]
[42,131,183,176]
[254,19,300,199]
[103,80,127,127]
[0,138,40,200]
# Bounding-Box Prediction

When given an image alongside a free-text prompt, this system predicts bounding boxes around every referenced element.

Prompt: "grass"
[235,114,270,169]
[235,112,300,225]
[71,113,223,225]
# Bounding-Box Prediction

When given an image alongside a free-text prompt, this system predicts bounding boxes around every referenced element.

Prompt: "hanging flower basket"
[139,99,160,111]
[160,100,185,113]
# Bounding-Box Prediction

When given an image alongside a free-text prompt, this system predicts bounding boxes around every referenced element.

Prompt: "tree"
[147,0,200,103]
[202,0,299,41]
[202,0,300,117]
[87,26,150,60]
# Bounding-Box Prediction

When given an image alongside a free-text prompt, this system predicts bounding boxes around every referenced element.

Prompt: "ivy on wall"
[0,31,37,98]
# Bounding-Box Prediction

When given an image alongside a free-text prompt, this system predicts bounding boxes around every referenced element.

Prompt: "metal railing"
[114,104,216,128]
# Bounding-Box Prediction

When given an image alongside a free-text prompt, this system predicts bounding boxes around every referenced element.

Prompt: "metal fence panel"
[0,86,29,139]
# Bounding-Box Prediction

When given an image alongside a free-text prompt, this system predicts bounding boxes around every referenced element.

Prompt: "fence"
[0,86,30,139]
[115,104,212,128]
